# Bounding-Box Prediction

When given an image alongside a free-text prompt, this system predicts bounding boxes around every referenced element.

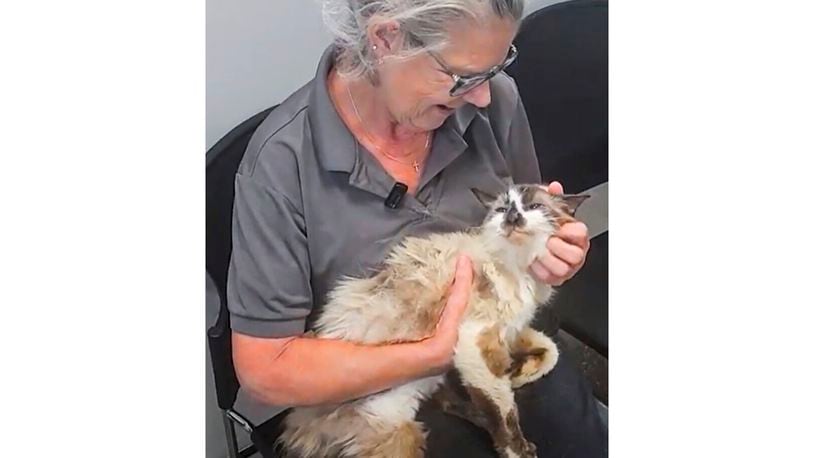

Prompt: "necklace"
[346,85,430,173]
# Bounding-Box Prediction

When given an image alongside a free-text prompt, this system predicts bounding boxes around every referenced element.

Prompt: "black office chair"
[207,105,286,458]
[506,0,609,405]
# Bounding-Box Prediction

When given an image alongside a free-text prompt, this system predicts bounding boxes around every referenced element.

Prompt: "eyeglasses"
[428,44,518,97]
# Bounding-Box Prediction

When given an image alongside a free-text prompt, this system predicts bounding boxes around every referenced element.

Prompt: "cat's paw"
[499,439,537,458]
[522,439,538,458]
[508,329,559,389]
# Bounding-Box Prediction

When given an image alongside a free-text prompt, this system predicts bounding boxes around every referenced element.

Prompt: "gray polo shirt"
[227,46,542,338]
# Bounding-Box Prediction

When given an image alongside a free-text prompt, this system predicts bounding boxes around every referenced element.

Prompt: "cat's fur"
[278,184,588,458]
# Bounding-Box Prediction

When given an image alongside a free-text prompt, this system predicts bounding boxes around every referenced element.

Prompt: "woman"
[227,0,607,456]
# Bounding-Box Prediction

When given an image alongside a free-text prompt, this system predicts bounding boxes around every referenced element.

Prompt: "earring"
[373,45,383,64]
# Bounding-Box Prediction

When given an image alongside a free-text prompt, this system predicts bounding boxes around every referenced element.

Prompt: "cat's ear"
[560,194,590,216]
[470,188,496,208]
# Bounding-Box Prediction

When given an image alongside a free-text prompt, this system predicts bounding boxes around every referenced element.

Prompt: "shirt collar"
[308,45,479,175]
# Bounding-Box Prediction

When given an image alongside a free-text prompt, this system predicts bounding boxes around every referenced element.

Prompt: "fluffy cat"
[278,183,588,458]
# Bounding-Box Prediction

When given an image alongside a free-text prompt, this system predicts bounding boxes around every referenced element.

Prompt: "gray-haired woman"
[227,0,607,456]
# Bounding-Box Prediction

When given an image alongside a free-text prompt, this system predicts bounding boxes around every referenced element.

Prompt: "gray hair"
[321,0,525,80]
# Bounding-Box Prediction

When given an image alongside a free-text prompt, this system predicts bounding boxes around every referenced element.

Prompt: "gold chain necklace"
[346,85,430,173]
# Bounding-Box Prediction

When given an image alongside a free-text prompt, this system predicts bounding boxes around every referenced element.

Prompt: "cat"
[277,183,589,458]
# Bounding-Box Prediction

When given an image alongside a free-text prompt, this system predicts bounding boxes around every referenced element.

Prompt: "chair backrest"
[508,0,609,367]
[206,106,277,410]
[507,0,608,194]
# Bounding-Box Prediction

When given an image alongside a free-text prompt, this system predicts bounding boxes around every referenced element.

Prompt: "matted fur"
[278,184,587,458]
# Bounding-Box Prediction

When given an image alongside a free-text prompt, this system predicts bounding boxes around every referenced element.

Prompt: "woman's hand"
[530,181,591,286]
[422,254,474,375]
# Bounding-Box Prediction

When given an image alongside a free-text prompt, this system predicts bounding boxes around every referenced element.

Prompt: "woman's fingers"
[529,260,553,284]
[555,221,590,249]
[541,253,571,279]
[547,236,586,266]
[547,181,564,195]
[439,254,473,331]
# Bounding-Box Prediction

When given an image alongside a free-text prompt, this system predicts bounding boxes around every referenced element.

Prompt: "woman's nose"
[462,82,492,108]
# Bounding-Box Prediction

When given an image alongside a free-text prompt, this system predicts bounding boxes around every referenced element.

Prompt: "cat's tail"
[276,404,374,458]
[277,406,338,457]
[277,402,428,458]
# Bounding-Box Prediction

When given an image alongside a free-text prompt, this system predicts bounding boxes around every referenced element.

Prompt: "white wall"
[206,0,332,149]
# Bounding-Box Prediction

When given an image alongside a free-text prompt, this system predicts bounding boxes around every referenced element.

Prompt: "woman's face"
[376,17,518,133]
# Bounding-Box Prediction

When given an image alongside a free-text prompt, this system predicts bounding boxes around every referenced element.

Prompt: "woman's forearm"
[232,332,443,407]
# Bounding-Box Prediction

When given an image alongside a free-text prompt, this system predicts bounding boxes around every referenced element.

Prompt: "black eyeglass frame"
[428,44,518,97]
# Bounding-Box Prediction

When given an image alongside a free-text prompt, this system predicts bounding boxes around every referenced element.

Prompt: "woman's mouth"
[435,104,455,115]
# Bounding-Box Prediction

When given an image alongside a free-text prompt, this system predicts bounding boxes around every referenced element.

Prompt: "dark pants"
[418,351,607,458]
[258,352,607,458]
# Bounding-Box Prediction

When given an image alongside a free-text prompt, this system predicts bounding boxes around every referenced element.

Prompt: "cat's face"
[472,184,589,245]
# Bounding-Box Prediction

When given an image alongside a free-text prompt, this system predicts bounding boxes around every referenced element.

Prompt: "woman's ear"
[367,19,403,59]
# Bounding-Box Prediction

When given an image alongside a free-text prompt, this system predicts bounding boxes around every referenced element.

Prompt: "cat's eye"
[495,207,508,213]
[528,203,544,210]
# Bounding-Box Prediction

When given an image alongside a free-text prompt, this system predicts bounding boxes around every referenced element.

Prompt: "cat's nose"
[506,208,523,225]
